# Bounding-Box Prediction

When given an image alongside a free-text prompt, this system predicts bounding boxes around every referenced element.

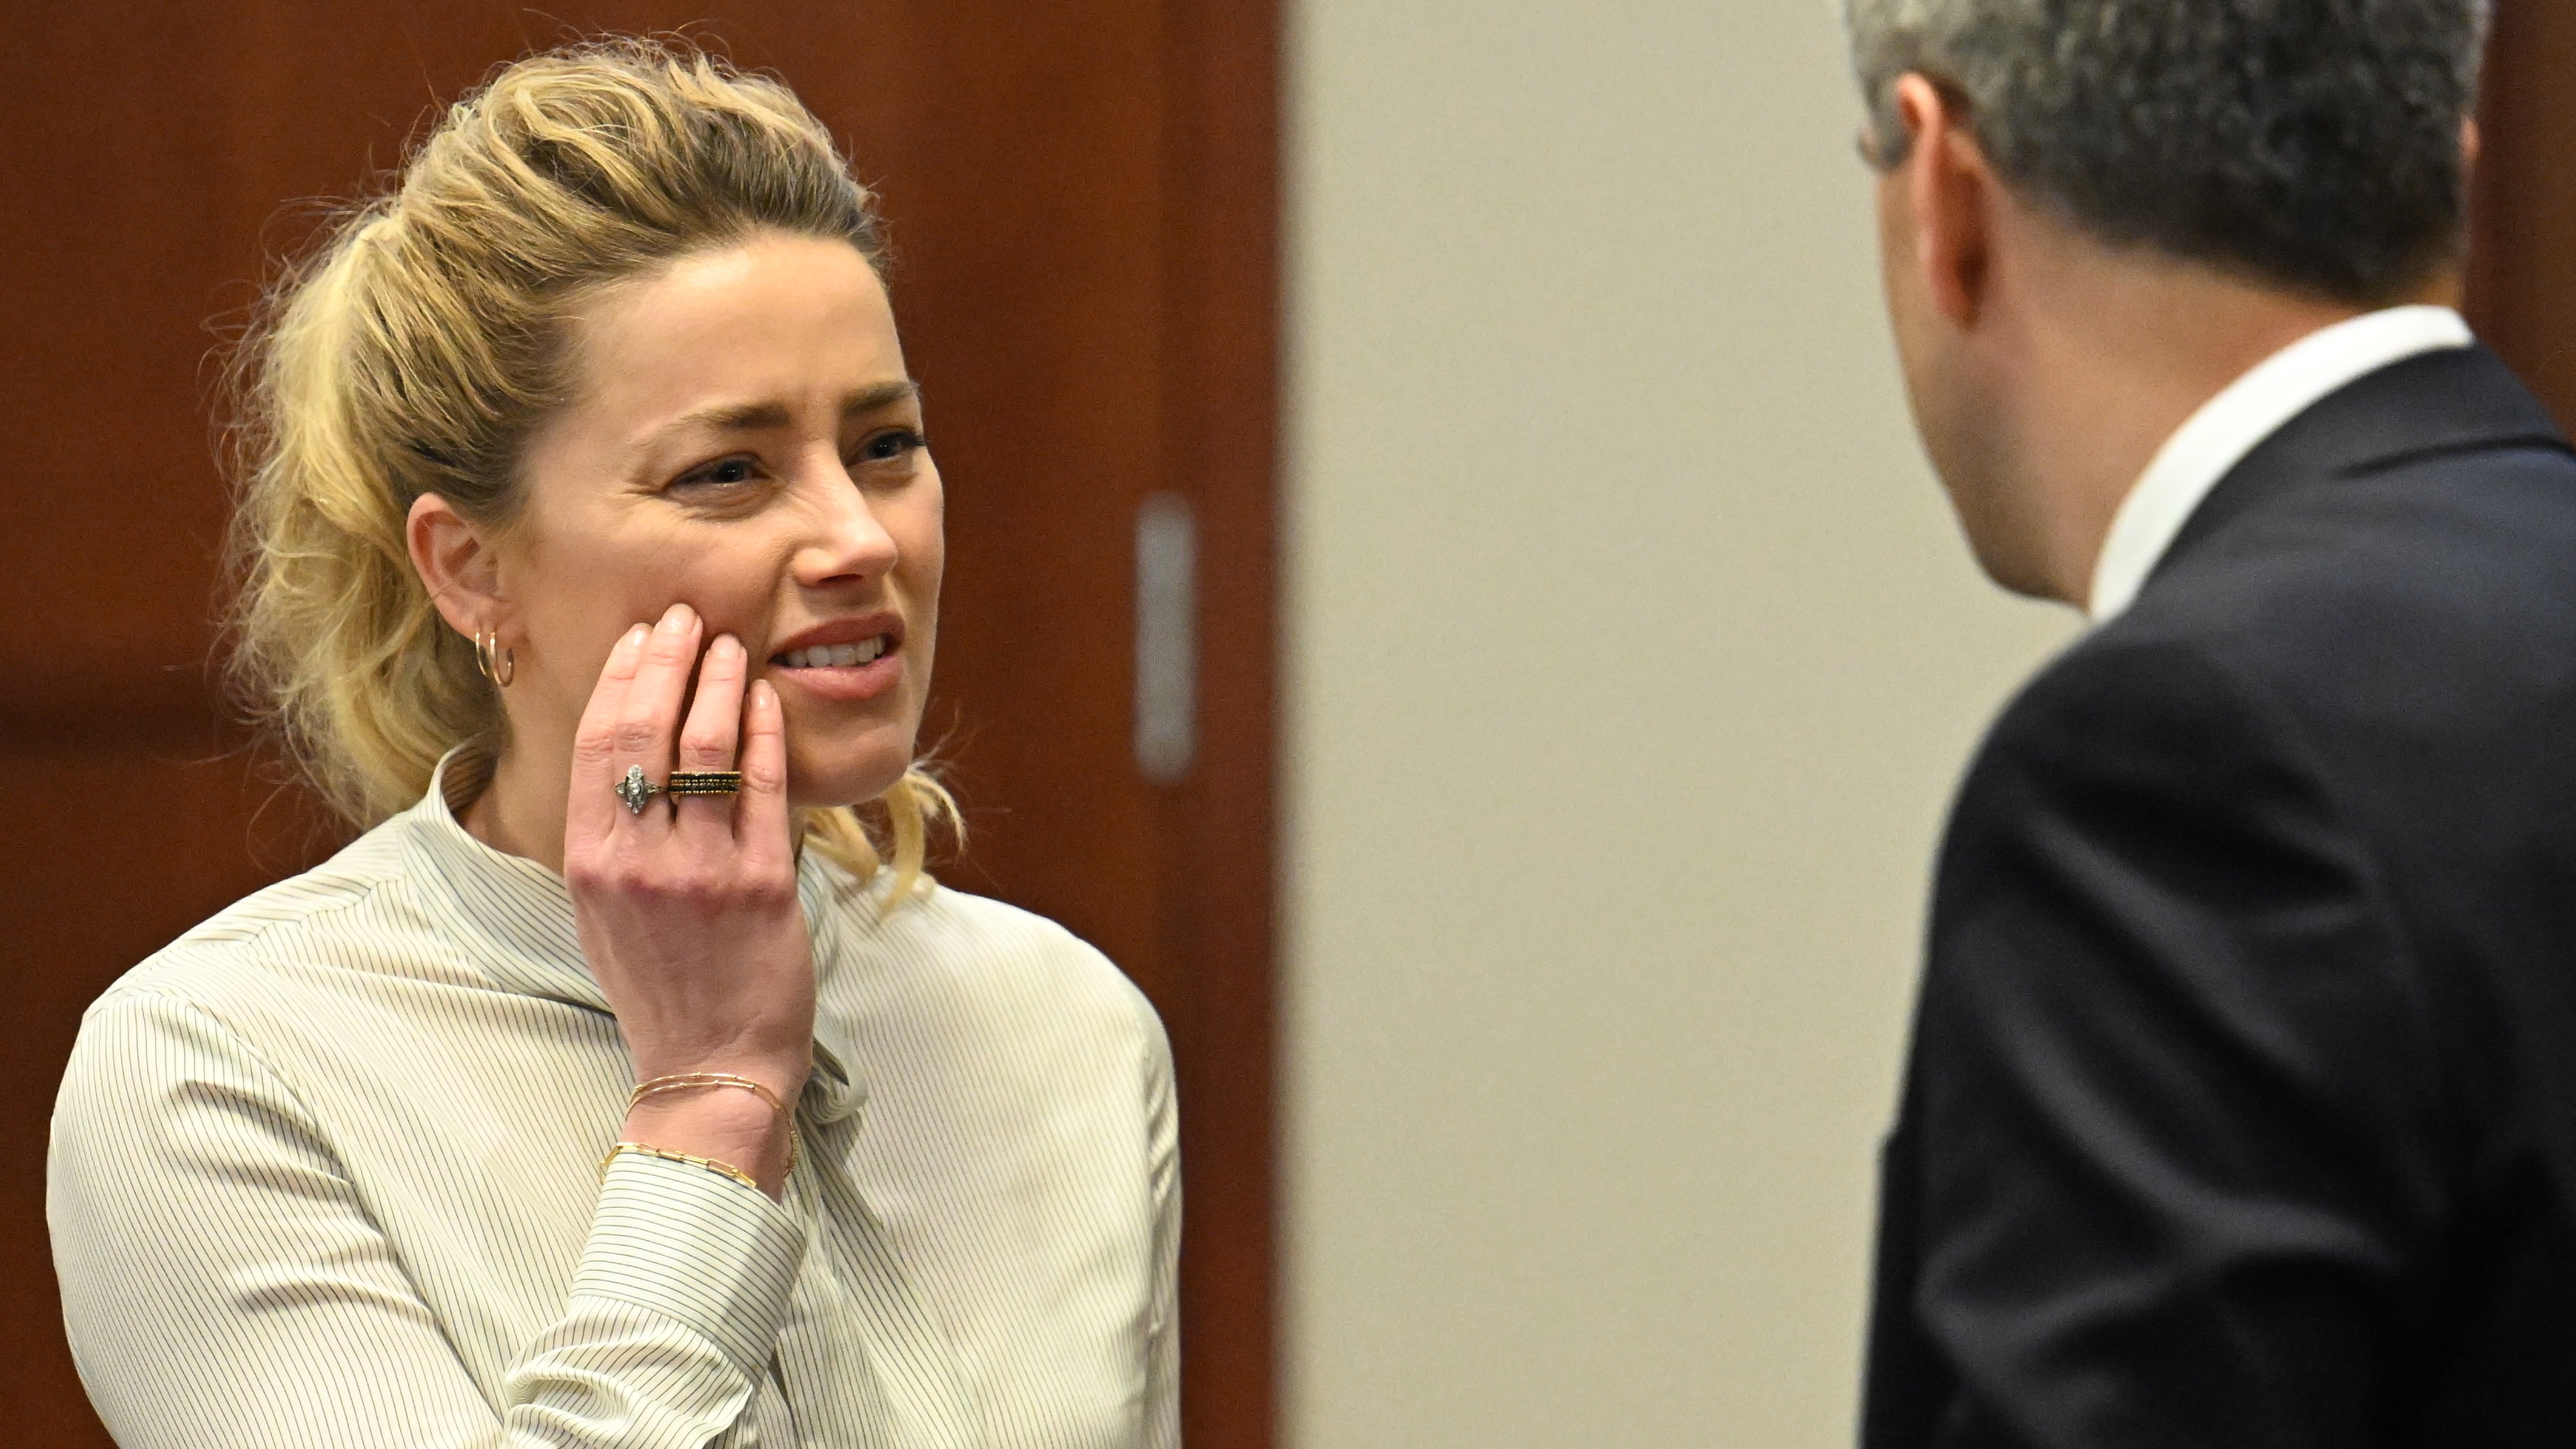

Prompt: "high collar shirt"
[2087,304,2474,622]
[47,751,1179,1449]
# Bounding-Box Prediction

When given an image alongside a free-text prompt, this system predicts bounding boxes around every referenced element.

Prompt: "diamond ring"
[615,765,662,815]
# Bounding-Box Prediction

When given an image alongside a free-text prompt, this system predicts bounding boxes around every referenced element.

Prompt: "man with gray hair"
[1850,2,2575,1445]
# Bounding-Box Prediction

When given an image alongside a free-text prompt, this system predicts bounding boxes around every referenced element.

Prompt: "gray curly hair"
[1843,0,2492,304]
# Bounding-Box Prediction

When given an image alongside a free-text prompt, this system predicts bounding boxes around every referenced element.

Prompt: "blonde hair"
[224,37,953,898]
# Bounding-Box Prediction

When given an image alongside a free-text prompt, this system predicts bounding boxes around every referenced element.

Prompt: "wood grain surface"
[0,3,1276,1443]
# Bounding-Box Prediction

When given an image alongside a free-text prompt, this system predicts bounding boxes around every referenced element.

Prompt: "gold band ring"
[666,770,745,797]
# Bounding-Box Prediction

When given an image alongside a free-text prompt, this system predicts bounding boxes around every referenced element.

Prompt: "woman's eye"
[856,429,927,464]
[676,455,762,489]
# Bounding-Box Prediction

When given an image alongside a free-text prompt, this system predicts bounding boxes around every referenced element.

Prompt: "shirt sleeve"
[1140,1007,1182,1449]
[48,989,806,1449]
[1863,636,2454,1449]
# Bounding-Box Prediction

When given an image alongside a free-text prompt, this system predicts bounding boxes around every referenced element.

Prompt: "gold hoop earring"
[473,627,515,687]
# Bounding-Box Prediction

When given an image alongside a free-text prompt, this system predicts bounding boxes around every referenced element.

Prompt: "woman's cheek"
[647,557,770,642]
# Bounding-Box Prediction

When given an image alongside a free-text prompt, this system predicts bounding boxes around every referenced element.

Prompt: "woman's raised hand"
[565,602,811,1197]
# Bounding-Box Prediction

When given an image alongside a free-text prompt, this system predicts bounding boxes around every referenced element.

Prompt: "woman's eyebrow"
[675,401,793,434]
[649,380,920,444]
[842,378,921,415]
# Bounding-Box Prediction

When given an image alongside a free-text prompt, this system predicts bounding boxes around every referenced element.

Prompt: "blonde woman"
[46,41,1178,1449]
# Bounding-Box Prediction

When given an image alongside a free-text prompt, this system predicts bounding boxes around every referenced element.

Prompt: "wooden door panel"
[2469,2,2576,431]
[1,4,1273,1444]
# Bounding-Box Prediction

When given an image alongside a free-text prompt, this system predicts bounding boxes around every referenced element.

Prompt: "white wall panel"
[1284,3,2077,1443]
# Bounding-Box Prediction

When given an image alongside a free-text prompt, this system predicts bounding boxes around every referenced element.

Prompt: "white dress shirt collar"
[2087,304,2474,622]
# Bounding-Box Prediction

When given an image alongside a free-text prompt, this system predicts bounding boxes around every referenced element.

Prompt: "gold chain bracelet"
[599,1141,762,1195]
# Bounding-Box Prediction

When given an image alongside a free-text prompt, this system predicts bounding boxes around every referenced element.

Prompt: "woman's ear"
[408,493,506,642]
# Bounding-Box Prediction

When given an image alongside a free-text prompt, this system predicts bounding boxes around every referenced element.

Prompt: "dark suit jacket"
[1862,345,2576,1449]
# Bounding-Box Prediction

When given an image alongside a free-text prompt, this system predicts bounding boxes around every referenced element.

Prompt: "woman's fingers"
[673,634,748,828]
[567,622,653,841]
[605,603,704,825]
[677,634,747,768]
[737,678,793,866]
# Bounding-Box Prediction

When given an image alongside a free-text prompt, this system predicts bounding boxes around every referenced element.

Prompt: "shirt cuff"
[571,1151,806,1377]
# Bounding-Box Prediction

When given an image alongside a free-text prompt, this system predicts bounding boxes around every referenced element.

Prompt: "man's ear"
[407,493,507,645]
[2461,115,2483,181]
[1894,74,1995,329]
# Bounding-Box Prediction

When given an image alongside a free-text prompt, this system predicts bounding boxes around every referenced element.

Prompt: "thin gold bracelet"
[599,1141,762,1195]
[623,1072,801,1180]
[628,1072,791,1120]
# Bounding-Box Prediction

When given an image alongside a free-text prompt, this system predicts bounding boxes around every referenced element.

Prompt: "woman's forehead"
[563,235,906,437]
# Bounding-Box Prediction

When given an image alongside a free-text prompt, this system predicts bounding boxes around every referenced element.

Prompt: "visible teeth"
[780,636,888,669]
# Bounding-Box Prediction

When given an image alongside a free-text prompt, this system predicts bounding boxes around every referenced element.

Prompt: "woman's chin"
[785,751,915,813]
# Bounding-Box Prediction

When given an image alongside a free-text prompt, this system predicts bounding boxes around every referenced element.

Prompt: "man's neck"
[2006,257,2372,605]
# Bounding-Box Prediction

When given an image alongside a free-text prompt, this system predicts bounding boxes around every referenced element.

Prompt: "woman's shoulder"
[84,819,435,1030]
[59,827,411,1113]
[826,879,1169,1054]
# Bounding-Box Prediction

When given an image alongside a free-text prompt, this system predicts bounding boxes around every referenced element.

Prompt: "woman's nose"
[791,465,901,588]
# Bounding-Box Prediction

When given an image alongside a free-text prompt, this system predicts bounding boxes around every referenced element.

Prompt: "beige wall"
[1281,2,2077,1444]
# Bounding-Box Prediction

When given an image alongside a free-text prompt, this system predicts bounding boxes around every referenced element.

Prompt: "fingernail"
[657,603,694,634]
[750,679,774,710]
[620,624,651,651]
[711,634,743,662]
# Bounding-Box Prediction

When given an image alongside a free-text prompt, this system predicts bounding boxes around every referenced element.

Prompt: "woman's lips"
[766,633,904,702]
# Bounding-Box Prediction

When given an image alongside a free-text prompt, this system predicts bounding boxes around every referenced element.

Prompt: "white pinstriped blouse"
[47,753,1179,1448]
